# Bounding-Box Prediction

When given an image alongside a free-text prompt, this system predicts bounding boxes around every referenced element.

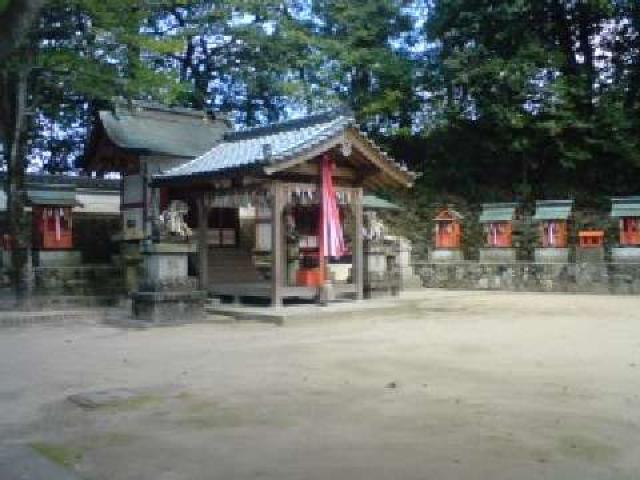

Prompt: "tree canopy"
[0,0,639,200]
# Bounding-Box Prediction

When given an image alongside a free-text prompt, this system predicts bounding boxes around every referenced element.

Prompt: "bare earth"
[1,290,639,480]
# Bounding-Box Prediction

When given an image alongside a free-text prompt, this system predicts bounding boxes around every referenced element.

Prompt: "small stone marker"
[67,388,138,409]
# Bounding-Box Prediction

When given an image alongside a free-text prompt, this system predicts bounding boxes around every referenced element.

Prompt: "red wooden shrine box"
[486,222,512,247]
[32,206,73,250]
[296,268,324,287]
[610,197,640,246]
[479,203,518,248]
[433,208,463,249]
[578,230,604,248]
[619,218,640,246]
[540,220,568,248]
[533,200,573,249]
[28,185,79,250]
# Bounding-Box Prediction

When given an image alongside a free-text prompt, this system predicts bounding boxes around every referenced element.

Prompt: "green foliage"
[1,0,639,198]
[418,0,640,201]
[304,0,418,128]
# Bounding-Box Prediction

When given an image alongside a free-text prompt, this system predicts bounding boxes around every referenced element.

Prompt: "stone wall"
[415,261,640,294]
[33,265,124,296]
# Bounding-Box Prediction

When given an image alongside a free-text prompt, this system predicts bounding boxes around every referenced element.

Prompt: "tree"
[301,0,419,130]
[0,0,46,60]
[0,0,189,302]
[422,0,640,200]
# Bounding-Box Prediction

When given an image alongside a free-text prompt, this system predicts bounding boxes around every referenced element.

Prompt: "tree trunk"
[1,67,31,304]
[551,0,578,78]
[576,2,595,113]
[0,0,46,60]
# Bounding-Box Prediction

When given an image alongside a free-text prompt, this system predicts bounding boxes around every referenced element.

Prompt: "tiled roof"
[363,195,401,210]
[533,200,573,221]
[479,203,518,223]
[0,173,120,190]
[158,110,413,185]
[160,110,351,177]
[434,208,464,221]
[611,196,640,218]
[99,103,229,158]
[27,184,79,207]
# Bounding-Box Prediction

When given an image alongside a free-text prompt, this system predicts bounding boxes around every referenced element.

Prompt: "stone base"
[576,247,605,264]
[365,251,388,274]
[118,241,143,293]
[396,239,421,288]
[142,242,196,287]
[33,250,82,267]
[399,268,422,288]
[611,247,640,264]
[429,249,464,262]
[132,290,206,324]
[535,248,569,264]
[479,248,516,263]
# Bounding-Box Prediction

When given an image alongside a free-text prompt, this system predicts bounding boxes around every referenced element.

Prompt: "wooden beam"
[284,162,359,179]
[271,181,284,307]
[353,187,364,300]
[262,129,413,189]
[197,194,209,291]
[345,129,413,188]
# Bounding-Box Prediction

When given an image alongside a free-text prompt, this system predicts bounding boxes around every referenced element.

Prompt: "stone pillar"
[479,248,517,263]
[132,242,204,324]
[535,247,570,264]
[119,241,143,293]
[576,247,605,264]
[396,237,422,288]
[611,247,640,264]
[429,249,464,262]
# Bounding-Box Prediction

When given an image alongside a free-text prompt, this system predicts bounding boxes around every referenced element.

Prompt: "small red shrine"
[578,231,604,248]
[478,203,517,248]
[33,206,73,250]
[611,197,640,246]
[540,221,568,248]
[533,200,573,248]
[433,208,463,249]
[28,185,80,251]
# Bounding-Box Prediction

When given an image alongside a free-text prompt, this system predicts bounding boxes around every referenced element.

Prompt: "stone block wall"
[415,261,640,294]
[33,265,125,296]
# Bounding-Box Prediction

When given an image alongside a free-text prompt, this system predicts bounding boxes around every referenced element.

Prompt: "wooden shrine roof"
[155,109,416,189]
[611,196,640,218]
[533,200,574,221]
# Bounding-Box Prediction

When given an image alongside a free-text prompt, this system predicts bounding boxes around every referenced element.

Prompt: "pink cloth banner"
[319,154,346,258]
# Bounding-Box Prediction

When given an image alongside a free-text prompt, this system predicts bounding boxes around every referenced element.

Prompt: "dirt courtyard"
[1,290,639,479]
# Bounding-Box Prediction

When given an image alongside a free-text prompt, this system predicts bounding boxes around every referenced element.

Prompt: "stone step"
[0,308,121,327]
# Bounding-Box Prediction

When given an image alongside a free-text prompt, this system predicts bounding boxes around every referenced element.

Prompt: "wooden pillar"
[197,194,209,291]
[271,181,284,307]
[353,187,364,300]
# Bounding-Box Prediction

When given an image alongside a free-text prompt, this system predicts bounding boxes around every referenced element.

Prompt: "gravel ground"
[0,289,639,480]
